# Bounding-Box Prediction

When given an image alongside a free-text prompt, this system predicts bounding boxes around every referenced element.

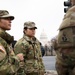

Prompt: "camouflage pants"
[55,62,75,75]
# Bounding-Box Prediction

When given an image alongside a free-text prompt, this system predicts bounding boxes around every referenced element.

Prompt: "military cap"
[24,21,37,29]
[0,10,14,20]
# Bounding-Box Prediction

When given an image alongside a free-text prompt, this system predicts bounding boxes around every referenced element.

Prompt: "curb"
[45,70,57,75]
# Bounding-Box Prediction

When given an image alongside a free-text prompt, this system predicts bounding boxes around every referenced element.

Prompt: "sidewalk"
[45,70,57,75]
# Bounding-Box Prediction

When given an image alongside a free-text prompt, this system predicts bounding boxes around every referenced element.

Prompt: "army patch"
[62,33,68,42]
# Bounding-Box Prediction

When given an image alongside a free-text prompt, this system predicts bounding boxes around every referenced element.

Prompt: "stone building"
[39,29,56,56]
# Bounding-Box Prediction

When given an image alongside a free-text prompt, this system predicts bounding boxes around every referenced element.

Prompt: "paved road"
[43,56,56,70]
[43,56,58,75]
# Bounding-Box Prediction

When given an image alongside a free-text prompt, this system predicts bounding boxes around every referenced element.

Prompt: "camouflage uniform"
[54,6,75,75]
[0,10,19,75]
[14,21,45,75]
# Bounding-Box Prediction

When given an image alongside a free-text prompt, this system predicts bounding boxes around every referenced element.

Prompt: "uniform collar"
[0,28,14,44]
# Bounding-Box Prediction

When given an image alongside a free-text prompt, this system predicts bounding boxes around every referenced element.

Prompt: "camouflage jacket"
[0,28,19,75]
[14,34,45,73]
[54,6,75,66]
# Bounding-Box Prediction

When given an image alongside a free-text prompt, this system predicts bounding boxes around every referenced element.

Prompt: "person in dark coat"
[40,42,45,57]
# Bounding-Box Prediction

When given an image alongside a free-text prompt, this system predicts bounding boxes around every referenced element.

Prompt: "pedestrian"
[54,6,75,75]
[0,10,23,75]
[14,21,45,75]
[40,42,45,57]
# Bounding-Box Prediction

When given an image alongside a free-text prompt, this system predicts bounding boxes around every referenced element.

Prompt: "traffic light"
[64,0,71,13]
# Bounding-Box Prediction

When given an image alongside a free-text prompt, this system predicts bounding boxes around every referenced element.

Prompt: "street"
[43,56,58,75]
[43,56,56,70]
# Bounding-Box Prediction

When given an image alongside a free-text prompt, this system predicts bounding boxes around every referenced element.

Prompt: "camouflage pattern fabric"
[0,10,14,20]
[14,34,45,75]
[0,28,19,75]
[54,6,75,75]
[24,21,37,29]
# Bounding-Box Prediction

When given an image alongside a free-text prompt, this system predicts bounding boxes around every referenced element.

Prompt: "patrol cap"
[24,21,37,29]
[0,10,14,20]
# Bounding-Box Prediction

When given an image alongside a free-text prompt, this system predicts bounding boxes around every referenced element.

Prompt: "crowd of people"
[0,10,45,75]
[1,2,75,75]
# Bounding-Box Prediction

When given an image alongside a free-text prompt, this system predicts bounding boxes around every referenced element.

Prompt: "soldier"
[0,10,23,75]
[14,21,45,75]
[54,6,75,75]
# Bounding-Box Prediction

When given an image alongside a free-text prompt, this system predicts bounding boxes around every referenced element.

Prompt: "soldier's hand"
[16,53,24,61]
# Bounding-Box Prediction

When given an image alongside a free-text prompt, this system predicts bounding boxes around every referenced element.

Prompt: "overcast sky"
[0,0,66,41]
